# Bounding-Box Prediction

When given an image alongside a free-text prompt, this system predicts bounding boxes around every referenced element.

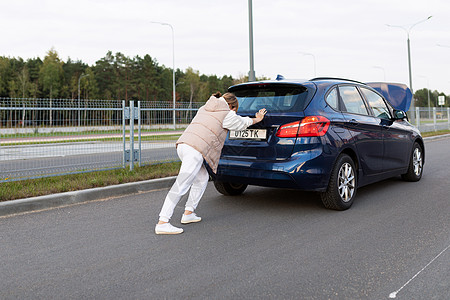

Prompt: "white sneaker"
[181,212,202,224]
[155,223,183,235]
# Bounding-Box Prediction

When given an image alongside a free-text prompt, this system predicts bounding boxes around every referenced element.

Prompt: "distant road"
[1,130,183,179]
[0,141,175,160]
[0,130,184,144]
[0,141,177,180]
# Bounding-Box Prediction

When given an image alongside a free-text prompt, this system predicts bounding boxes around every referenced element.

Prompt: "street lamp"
[299,52,316,77]
[437,44,450,99]
[386,16,432,124]
[372,66,386,81]
[78,73,90,127]
[248,0,255,81]
[151,21,176,129]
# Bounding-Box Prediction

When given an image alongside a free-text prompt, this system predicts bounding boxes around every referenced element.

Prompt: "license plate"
[229,129,267,140]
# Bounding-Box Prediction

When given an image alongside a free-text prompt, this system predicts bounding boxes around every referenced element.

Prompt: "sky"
[1,0,450,96]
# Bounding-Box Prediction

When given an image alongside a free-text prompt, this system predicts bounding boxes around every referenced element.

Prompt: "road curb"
[0,176,176,217]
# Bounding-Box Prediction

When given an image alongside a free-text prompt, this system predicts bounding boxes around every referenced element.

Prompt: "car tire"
[401,142,424,182]
[214,181,248,196]
[320,154,357,211]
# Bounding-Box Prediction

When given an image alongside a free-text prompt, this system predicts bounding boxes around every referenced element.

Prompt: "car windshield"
[232,85,310,114]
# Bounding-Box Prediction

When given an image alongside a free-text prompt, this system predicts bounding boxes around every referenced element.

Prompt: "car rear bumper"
[213,149,334,192]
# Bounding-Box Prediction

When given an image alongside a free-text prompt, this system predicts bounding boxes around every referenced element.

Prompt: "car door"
[359,87,410,171]
[338,85,384,175]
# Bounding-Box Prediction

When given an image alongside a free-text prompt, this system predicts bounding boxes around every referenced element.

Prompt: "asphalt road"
[1,137,449,299]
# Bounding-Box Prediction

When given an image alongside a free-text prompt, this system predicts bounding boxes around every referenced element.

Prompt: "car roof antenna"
[276,74,285,81]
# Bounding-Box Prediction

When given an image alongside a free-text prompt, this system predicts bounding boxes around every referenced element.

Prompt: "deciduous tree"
[39,48,64,125]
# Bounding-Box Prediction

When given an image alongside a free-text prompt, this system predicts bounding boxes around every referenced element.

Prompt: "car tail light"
[276,116,330,138]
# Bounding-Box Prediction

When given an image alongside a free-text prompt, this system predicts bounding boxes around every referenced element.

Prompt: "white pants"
[158,144,209,222]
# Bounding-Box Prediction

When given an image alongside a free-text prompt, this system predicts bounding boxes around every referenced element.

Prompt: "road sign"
[438,95,445,106]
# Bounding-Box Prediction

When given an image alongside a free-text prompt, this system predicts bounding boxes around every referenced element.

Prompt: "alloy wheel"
[413,147,423,176]
[338,162,355,202]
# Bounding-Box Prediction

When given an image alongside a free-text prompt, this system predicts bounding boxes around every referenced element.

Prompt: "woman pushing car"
[155,91,267,234]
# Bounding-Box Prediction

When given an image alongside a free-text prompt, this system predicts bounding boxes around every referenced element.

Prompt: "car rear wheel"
[401,142,423,182]
[214,181,248,196]
[320,154,357,210]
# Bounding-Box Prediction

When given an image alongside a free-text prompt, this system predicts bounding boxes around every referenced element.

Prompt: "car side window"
[360,88,392,120]
[338,86,369,115]
[326,88,339,110]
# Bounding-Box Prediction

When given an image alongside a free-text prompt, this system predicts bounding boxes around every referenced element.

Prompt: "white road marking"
[389,243,450,298]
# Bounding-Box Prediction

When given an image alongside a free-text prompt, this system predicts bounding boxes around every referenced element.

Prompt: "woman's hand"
[253,108,267,124]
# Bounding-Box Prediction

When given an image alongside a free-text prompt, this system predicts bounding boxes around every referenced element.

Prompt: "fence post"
[415,107,420,128]
[433,107,436,132]
[448,107,450,130]
[130,100,135,171]
[138,101,142,167]
[122,100,126,168]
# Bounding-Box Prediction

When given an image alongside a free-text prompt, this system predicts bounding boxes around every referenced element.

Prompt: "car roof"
[229,76,413,111]
[230,76,365,89]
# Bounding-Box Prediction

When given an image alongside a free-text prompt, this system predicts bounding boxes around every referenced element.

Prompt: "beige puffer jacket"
[176,96,230,173]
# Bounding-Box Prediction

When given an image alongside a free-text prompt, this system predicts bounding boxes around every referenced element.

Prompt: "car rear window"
[231,84,311,113]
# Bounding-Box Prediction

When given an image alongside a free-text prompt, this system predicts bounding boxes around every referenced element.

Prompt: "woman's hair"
[213,91,238,110]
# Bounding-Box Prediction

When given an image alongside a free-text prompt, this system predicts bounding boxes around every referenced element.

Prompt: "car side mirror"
[393,109,408,120]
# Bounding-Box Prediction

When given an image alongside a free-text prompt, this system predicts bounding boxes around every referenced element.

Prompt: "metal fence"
[414,107,450,132]
[1,97,449,182]
[0,98,202,182]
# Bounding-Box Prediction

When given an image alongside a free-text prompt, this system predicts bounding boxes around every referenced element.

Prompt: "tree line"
[0,48,447,107]
[414,88,448,108]
[0,48,252,105]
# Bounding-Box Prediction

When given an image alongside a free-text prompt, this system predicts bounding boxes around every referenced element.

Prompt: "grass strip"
[421,129,450,137]
[0,161,181,202]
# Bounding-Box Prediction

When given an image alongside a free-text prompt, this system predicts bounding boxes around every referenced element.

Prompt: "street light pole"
[437,44,450,100]
[151,21,176,129]
[78,73,90,127]
[386,16,432,125]
[299,52,316,78]
[372,66,386,81]
[248,0,255,81]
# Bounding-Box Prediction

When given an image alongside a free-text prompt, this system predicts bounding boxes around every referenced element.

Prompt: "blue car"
[211,77,424,210]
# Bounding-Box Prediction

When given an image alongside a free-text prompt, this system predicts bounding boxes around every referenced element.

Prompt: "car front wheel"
[213,181,248,196]
[401,142,424,182]
[320,154,357,210]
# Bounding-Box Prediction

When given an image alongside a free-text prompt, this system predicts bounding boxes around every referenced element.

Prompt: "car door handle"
[348,119,358,125]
